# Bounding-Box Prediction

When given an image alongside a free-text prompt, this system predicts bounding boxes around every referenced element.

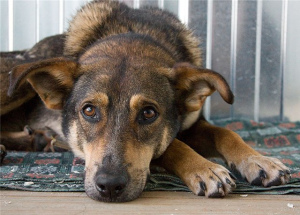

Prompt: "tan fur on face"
[67,121,85,159]
[153,127,171,159]
[129,95,173,158]
[83,138,106,171]
[82,137,108,198]
[124,141,153,178]
[83,92,109,107]
[129,94,159,110]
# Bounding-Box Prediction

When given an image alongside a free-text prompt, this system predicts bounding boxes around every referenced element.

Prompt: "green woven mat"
[1,119,300,194]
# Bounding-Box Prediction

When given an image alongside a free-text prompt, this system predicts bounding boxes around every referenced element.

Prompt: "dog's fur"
[0,0,290,202]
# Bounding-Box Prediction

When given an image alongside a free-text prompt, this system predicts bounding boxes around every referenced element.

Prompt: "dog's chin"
[84,178,147,203]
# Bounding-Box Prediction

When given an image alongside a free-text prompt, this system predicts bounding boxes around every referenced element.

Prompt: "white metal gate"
[1,0,299,122]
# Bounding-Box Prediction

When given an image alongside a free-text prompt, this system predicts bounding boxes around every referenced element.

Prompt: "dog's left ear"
[8,57,78,110]
[171,62,234,112]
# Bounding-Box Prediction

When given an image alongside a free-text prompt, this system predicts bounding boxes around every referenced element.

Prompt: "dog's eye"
[81,104,100,122]
[138,107,158,125]
[143,108,156,119]
[83,105,96,117]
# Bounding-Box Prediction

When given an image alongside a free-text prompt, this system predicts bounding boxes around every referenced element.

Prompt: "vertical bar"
[59,0,64,33]
[39,0,60,40]
[206,0,213,69]
[279,0,288,121]
[284,1,300,121]
[8,0,13,51]
[140,0,158,7]
[204,0,213,120]
[178,0,189,25]
[133,0,140,9]
[164,0,179,16]
[0,0,9,51]
[188,0,208,66]
[13,0,36,50]
[234,0,257,119]
[158,0,164,9]
[230,0,238,118]
[36,0,40,42]
[210,0,232,119]
[259,0,282,121]
[254,0,262,122]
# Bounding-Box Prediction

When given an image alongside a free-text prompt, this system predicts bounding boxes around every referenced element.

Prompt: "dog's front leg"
[181,120,291,187]
[156,138,236,197]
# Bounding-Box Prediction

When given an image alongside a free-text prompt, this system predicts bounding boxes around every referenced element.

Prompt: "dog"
[0,0,291,202]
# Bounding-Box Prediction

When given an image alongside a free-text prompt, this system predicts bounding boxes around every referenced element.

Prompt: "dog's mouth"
[84,169,150,202]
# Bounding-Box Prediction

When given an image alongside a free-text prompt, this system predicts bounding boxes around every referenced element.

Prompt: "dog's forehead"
[74,58,174,108]
[76,35,176,100]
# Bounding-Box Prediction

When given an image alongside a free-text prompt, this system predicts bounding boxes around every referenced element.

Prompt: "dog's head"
[8,35,233,202]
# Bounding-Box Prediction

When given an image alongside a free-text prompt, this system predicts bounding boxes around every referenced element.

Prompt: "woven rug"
[1,119,300,195]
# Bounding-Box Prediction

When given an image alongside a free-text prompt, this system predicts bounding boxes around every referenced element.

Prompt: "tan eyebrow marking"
[92,92,109,106]
[81,92,109,109]
[130,94,159,110]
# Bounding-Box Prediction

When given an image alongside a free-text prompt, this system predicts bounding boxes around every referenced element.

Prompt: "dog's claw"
[259,169,267,179]
[229,172,237,180]
[225,177,234,187]
[266,177,282,187]
[217,182,223,188]
[251,176,263,186]
[197,182,206,196]
[251,169,270,186]
[279,170,285,176]
[200,181,206,191]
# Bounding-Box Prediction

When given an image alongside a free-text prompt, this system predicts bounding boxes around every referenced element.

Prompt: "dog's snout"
[95,173,128,200]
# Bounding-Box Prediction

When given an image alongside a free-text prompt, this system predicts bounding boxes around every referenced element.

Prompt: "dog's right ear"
[8,57,78,110]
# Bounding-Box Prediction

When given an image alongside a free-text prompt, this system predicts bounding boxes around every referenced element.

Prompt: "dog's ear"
[172,62,234,112]
[8,57,78,110]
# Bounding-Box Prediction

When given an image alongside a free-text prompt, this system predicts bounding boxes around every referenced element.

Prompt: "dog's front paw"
[183,161,236,198]
[234,155,291,187]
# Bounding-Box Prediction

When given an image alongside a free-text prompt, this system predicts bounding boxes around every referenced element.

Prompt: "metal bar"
[254,0,262,122]
[178,0,189,25]
[133,0,140,9]
[206,0,213,70]
[36,0,40,42]
[279,0,288,121]
[158,0,164,9]
[230,0,238,118]
[204,0,214,120]
[59,0,64,33]
[210,0,232,119]
[8,0,13,51]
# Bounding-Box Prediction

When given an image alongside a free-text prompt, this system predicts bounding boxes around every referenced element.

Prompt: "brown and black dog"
[0,0,290,202]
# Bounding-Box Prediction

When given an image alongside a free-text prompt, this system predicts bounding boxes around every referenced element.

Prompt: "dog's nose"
[95,173,128,199]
